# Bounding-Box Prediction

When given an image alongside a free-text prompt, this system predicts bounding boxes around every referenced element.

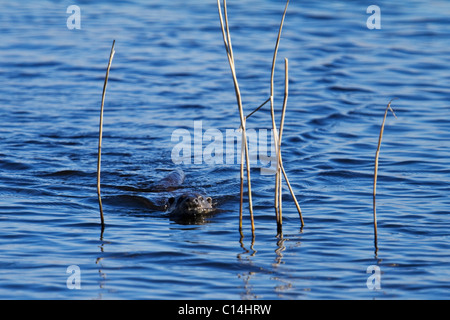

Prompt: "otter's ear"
[206,197,212,203]
[168,197,175,205]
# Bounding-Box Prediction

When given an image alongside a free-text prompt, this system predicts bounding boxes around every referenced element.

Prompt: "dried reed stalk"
[276,58,289,229]
[279,159,304,226]
[270,0,289,225]
[239,122,245,235]
[217,0,255,234]
[373,98,397,251]
[268,0,303,229]
[276,58,304,228]
[97,40,116,228]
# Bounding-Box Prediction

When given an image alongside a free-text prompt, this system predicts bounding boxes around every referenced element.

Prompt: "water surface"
[0,0,449,299]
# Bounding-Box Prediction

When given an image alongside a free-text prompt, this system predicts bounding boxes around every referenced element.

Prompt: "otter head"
[166,193,213,217]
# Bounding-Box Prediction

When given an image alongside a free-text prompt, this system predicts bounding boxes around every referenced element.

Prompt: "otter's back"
[152,168,185,191]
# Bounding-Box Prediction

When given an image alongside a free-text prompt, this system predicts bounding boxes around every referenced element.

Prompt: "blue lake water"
[0,0,449,299]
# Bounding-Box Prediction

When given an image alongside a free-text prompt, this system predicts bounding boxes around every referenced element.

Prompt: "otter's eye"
[206,197,212,203]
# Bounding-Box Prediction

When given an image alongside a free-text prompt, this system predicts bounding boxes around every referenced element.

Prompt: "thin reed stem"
[280,160,304,227]
[270,0,289,225]
[270,0,289,99]
[217,0,254,235]
[373,99,397,198]
[244,97,270,122]
[277,58,304,227]
[276,58,289,230]
[279,58,289,143]
[271,95,280,221]
[97,40,116,228]
[373,98,397,253]
[239,123,245,233]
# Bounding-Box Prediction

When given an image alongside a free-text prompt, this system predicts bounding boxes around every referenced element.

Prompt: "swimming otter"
[110,168,215,221]
[166,193,213,217]
[148,168,216,219]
